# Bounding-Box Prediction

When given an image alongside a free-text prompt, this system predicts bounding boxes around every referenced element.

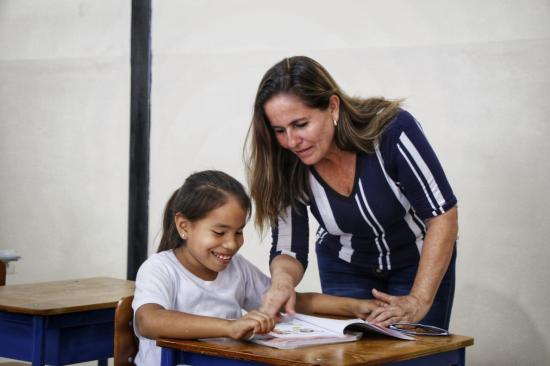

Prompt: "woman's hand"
[366,208,458,327]
[260,273,297,318]
[366,289,430,327]
[226,311,276,340]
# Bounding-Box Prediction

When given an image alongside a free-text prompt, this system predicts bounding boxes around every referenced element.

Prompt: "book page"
[291,313,415,340]
[347,322,415,340]
[261,314,345,339]
[248,313,417,349]
[292,313,363,334]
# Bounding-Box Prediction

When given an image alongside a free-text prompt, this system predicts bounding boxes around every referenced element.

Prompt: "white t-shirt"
[132,250,271,366]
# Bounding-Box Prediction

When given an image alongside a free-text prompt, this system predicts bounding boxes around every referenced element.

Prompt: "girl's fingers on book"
[245,310,276,333]
[228,319,258,339]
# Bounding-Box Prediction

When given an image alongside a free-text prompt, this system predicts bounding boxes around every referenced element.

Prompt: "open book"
[250,313,415,349]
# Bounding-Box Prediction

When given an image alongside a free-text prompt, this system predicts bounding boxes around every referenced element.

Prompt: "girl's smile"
[211,251,233,264]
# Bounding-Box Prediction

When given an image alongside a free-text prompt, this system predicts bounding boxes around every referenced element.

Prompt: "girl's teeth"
[213,253,231,260]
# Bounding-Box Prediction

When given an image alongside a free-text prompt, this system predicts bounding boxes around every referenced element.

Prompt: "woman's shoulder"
[385,109,420,133]
[378,109,422,143]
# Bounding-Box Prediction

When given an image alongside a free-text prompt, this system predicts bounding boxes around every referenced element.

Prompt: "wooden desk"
[158,333,474,366]
[0,277,135,366]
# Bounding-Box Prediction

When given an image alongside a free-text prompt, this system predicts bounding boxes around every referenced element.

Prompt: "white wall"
[0,0,130,282]
[150,1,550,365]
[1,1,549,365]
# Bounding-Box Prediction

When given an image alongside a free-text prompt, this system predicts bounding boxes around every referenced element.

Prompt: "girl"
[133,170,383,365]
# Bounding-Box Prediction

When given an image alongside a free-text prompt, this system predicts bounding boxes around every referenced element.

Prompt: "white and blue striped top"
[270,110,457,271]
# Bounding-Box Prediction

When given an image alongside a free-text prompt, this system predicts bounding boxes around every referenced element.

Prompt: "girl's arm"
[295,292,384,319]
[135,303,275,340]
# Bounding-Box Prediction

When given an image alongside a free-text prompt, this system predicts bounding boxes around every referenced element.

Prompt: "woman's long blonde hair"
[244,56,401,233]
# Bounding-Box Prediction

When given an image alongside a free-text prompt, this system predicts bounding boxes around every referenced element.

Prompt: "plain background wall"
[0,1,129,281]
[1,1,549,365]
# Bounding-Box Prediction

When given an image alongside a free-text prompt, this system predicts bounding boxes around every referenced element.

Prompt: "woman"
[245,56,458,329]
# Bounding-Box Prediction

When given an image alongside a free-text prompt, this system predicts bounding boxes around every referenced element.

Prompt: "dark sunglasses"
[389,322,449,336]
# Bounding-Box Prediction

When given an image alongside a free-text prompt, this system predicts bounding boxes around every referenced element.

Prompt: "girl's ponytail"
[157,189,183,253]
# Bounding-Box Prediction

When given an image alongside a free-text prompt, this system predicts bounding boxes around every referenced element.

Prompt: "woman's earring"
[333,119,338,127]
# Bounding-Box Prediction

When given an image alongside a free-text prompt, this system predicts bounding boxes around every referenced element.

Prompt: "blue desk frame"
[0,308,114,365]
[159,344,466,366]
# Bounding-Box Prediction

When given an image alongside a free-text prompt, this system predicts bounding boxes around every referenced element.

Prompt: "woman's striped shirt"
[270,110,457,271]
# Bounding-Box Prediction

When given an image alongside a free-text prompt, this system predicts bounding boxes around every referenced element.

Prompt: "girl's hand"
[260,275,296,319]
[366,289,430,327]
[350,298,388,319]
[226,311,276,340]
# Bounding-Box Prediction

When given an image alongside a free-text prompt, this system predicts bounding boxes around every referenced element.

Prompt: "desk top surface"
[0,277,135,315]
[157,334,474,366]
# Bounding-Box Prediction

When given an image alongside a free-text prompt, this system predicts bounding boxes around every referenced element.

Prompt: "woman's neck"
[314,147,357,197]
[315,144,355,170]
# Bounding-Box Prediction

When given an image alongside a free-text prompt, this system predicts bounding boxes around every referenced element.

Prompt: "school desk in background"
[0,249,20,286]
[0,277,135,365]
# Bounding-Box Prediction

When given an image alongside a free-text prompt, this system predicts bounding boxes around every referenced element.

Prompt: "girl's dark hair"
[157,170,251,253]
[245,56,401,232]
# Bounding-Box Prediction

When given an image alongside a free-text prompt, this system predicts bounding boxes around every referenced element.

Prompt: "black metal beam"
[128,0,152,280]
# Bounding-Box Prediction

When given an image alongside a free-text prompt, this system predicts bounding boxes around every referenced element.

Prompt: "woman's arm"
[136,304,275,340]
[260,254,305,317]
[367,207,458,326]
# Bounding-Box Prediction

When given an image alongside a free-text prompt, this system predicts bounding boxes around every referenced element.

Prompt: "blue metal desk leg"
[31,316,45,366]
[161,347,178,366]
[457,348,465,366]
[98,360,108,366]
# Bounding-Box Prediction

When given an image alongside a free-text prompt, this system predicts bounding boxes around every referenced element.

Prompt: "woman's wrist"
[270,255,304,287]
[408,290,432,310]
[272,271,295,289]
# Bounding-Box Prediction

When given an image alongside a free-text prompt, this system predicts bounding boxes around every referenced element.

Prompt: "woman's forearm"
[260,254,305,316]
[270,254,305,287]
[410,207,458,307]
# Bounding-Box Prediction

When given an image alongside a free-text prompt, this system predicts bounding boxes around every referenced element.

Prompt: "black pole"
[128,0,152,280]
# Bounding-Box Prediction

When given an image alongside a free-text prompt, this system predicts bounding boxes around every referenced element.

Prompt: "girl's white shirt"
[132,249,271,366]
